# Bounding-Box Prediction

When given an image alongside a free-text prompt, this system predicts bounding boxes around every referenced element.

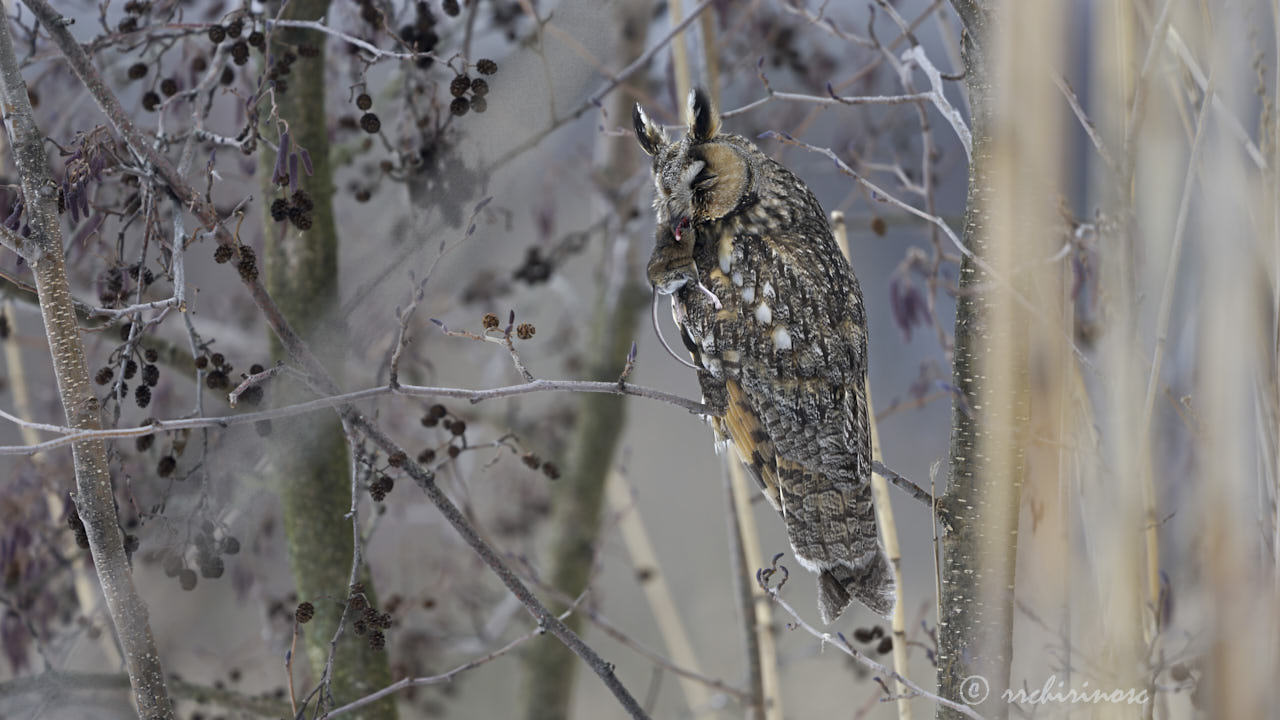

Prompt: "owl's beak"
[671,215,690,243]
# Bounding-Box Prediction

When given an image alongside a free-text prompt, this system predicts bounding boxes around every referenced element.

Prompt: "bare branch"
[319,613,569,719]
[764,130,1096,372]
[0,377,710,453]
[484,0,715,173]
[757,571,986,720]
[0,222,31,260]
[1052,73,1118,174]
[720,86,935,120]
[872,460,934,508]
[349,417,651,719]
[266,17,441,64]
[900,46,972,162]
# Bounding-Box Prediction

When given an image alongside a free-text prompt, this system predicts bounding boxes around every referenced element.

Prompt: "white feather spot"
[762,282,775,299]
[731,271,743,287]
[772,326,792,350]
[718,235,733,273]
[702,357,723,377]
[701,329,716,352]
[741,286,755,303]
[755,303,772,325]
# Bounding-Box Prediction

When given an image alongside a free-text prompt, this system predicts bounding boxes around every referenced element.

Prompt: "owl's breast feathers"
[673,211,893,622]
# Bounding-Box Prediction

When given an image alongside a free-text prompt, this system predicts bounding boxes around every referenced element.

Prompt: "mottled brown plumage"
[637,89,893,622]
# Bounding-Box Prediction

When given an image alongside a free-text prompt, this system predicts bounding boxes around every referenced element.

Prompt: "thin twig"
[720,87,935,120]
[765,131,1096,373]
[872,460,934,507]
[757,573,986,720]
[0,378,712,456]
[351,418,652,719]
[1139,64,1216,636]
[1051,73,1118,174]
[0,222,31,260]
[900,45,971,162]
[517,550,751,702]
[266,17,441,63]
[287,623,299,717]
[484,0,715,174]
[319,627,542,719]
[227,362,289,408]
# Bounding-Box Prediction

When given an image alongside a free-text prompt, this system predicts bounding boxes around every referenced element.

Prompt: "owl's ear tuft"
[633,104,668,157]
[687,87,720,143]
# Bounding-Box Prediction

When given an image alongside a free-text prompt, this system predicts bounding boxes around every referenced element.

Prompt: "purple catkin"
[4,199,23,230]
[298,147,313,176]
[272,131,290,185]
[888,273,930,342]
[67,188,80,225]
[75,188,90,224]
[1071,253,1088,301]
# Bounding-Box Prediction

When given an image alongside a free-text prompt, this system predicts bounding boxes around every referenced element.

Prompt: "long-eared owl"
[636,89,893,622]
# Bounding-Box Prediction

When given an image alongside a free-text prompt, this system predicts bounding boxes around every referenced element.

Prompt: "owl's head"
[634,88,757,242]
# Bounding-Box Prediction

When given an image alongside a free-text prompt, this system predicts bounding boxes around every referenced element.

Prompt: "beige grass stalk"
[831,212,911,720]
[726,461,783,720]
[668,0,693,111]
[698,10,720,109]
[1273,0,1280,598]
[605,471,713,712]
[1196,9,1274,715]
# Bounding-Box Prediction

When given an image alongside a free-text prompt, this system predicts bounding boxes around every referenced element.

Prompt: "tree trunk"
[259,3,395,717]
[521,6,652,718]
[0,15,174,719]
[936,5,1027,718]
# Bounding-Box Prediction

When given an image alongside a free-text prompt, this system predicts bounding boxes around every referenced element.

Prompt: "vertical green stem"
[258,3,394,717]
[521,6,653,717]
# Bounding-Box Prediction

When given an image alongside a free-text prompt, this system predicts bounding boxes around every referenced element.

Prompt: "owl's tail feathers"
[817,553,896,624]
